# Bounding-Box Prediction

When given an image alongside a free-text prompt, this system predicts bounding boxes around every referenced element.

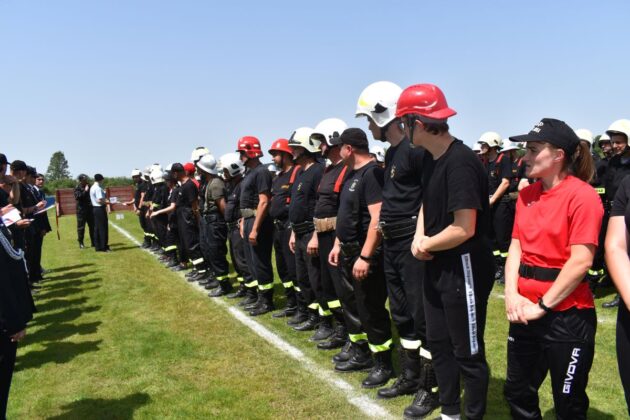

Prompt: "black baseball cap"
[0,154,7,165]
[94,174,104,181]
[171,163,185,173]
[510,118,580,156]
[10,160,27,172]
[78,173,88,181]
[331,128,369,149]
[26,166,37,176]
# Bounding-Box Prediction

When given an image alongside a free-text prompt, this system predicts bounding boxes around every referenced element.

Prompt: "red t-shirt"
[512,175,603,311]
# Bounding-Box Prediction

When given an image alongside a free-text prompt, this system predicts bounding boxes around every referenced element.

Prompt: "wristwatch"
[538,297,552,314]
[359,255,372,264]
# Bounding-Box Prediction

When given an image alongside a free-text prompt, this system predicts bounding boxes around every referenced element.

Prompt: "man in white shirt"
[89,174,110,252]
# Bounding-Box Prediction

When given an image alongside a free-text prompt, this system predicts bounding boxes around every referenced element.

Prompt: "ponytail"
[569,142,595,183]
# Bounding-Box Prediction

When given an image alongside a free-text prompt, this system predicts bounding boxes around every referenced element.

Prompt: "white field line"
[109,221,395,419]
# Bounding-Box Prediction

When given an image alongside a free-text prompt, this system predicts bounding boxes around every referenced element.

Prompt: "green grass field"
[7,213,628,419]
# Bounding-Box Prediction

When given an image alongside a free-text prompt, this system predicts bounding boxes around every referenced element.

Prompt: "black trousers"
[0,332,17,420]
[25,230,43,282]
[273,222,296,293]
[505,308,597,420]
[176,208,203,270]
[424,249,493,419]
[317,231,344,323]
[164,222,180,261]
[339,252,392,352]
[383,235,427,350]
[92,207,109,251]
[242,216,273,291]
[592,212,609,273]
[199,214,229,277]
[294,231,321,312]
[76,207,94,246]
[152,214,168,249]
[492,199,515,257]
[618,300,630,416]
[138,208,150,244]
[228,225,252,284]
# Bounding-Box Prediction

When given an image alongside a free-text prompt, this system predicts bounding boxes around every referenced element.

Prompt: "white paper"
[109,196,118,204]
[1,208,22,227]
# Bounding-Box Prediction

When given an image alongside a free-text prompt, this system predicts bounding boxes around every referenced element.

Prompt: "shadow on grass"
[43,278,101,290]
[15,339,103,371]
[46,392,151,420]
[44,264,95,274]
[110,245,143,252]
[45,271,99,282]
[36,285,101,300]
[25,321,102,344]
[543,407,615,419]
[31,306,102,326]
[35,297,91,313]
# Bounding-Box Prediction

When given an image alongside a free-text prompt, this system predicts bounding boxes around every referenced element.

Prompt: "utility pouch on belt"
[240,208,257,219]
[273,219,290,231]
[339,241,361,258]
[314,217,337,233]
[291,221,315,235]
[226,221,239,231]
[507,192,519,201]
[378,217,417,240]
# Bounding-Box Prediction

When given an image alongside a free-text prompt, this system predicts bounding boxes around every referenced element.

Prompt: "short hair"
[94,174,104,181]
[36,173,44,179]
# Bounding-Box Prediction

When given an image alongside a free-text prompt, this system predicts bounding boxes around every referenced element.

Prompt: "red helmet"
[183,162,196,174]
[395,84,457,120]
[268,138,292,155]
[236,136,263,158]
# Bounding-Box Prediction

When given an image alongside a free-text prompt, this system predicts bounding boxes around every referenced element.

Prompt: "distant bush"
[43,177,134,195]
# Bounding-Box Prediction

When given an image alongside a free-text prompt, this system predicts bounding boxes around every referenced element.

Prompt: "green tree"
[46,151,71,181]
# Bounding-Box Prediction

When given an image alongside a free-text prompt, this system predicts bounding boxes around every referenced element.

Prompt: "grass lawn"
[7,213,628,419]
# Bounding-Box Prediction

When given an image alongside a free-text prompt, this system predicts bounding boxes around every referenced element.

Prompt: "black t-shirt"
[605,154,630,205]
[289,162,324,224]
[611,175,630,245]
[486,156,503,195]
[422,139,491,256]
[145,182,155,204]
[134,181,147,207]
[315,162,350,218]
[593,157,609,189]
[74,184,92,209]
[225,180,242,223]
[381,138,424,222]
[269,167,297,220]
[0,188,8,207]
[336,162,384,243]
[176,179,198,210]
[240,164,272,209]
[497,154,521,194]
[152,183,170,211]
[167,185,179,226]
[19,183,37,210]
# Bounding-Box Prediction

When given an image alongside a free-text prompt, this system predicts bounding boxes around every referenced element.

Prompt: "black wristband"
[359,255,372,263]
[538,297,552,313]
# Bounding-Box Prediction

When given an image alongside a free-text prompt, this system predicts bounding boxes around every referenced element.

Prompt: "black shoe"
[494,264,504,281]
[377,349,421,399]
[203,279,220,290]
[171,264,186,272]
[309,317,334,342]
[249,301,275,316]
[362,350,394,388]
[227,285,247,299]
[185,270,199,279]
[294,312,319,332]
[141,241,151,249]
[403,388,439,420]
[165,259,179,268]
[603,294,620,308]
[209,282,233,297]
[272,306,297,318]
[318,325,347,350]
[335,343,374,373]
[332,340,352,363]
[240,291,259,308]
[79,242,85,249]
[287,309,308,327]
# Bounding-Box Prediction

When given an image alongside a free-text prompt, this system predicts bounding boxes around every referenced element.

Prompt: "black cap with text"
[510,118,580,156]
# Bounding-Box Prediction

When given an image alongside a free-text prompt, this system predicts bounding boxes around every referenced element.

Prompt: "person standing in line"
[74,174,95,249]
[90,174,110,252]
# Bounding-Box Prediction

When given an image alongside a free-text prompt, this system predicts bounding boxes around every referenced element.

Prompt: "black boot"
[494,256,504,282]
[209,280,233,297]
[378,348,421,398]
[272,290,297,318]
[79,241,85,249]
[362,349,394,388]
[287,308,308,327]
[332,340,352,363]
[238,288,258,307]
[203,277,220,290]
[185,270,199,281]
[318,324,347,350]
[603,294,620,308]
[403,357,439,419]
[249,291,275,316]
[227,284,247,299]
[335,342,373,372]
[244,293,262,310]
[141,238,151,248]
[293,310,320,332]
[309,315,334,341]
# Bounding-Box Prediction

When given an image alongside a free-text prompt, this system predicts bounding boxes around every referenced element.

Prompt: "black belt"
[379,217,416,240]
[339,241,361,257]
[518,263,561,282]
[274,219,290,230]
[226,221,239,231]
[291,221,314,235]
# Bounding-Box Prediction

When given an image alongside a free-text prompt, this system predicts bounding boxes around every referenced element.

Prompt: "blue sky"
[1,0,628,177]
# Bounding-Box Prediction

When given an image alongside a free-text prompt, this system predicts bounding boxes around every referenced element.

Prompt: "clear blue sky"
[1,0,628,177]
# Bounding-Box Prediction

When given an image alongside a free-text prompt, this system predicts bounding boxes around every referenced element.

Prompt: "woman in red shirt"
[503,118,603,420]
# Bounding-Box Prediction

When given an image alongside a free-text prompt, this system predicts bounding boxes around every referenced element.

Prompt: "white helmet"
[472,142,482,153]
[478,131,502,149]
[164,163,174,172]
[355,81,403,127]
[288,127,319,153]
[598,133,611,144]
[219,152,245,177]
[150,169,164,184]
[501,139,522,153]
[369,145,386,163]
[574,128,593,145]
[131,169,142,177]
[312,118,348,146]
[143,166,152,181]
[150,163,162,173]
[606,119,630,141]
[191,146,210,163]
[266,163,279,174]
[196,154,218,175]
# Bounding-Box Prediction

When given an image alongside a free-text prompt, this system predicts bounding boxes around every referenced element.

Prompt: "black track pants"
[505,308,596,420]
[242,216,273,291]
[383,235,427,351]
[339,252,392,352]
[424,249,494,419]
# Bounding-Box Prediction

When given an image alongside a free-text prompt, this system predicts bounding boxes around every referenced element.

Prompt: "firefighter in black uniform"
[140,167,155,249]
[311,118,351,353]
[74,174,94,249]
[124,169,148,247]
[220,153,253,300]
[148,169,169,258]
[287,127,330,339]
[151,170,181,269]
[355,81,438,408]
[237,136,275,316]
[197,154,232,297]
[268,139,300,319]
[603,119,630,308]
[328,128,394,389]
[399,84,494,420]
